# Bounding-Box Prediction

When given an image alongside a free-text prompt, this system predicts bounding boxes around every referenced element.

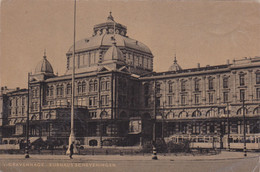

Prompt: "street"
[0,152,259,172]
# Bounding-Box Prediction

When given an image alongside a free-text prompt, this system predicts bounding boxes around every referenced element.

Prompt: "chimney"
[197,63,200,68]
[227,59,230,65]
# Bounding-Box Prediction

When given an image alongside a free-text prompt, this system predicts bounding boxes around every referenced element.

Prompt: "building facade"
[1,13,260,149]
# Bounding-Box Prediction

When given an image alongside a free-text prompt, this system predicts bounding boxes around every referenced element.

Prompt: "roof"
[67,33,152,54]
[103,43,125,62]
[35,55,54,74]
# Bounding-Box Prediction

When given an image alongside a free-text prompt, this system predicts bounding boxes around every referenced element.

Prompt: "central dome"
[65,13,154,75]
[67,13,152,54]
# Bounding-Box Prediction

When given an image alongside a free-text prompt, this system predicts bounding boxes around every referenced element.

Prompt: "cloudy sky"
[1,0,260,88]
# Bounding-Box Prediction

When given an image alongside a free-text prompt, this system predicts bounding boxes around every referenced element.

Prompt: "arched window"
[179,111,188,118]
[237,107,248,115]
[192,110,201,117]
[253,106,260,115]
[166,112,174,119]
[206,109,216,117]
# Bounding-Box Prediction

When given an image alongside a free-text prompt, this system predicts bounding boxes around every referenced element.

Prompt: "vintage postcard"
[0,0,260,171]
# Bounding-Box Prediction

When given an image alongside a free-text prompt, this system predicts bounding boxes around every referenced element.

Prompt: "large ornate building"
[1,13,260,149]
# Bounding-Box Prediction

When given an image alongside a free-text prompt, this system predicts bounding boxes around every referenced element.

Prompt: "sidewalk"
[0,151,259,162]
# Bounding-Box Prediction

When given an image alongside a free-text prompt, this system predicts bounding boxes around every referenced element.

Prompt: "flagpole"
[67,0,77,154]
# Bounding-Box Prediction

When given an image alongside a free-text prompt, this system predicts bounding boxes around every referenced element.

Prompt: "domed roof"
[103,43,125,62]
[168,56,182,72]
[67,13,152,54]
[35,53,54,74]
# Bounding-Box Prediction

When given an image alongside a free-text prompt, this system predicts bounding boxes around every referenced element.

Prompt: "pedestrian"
[69,141,74,159]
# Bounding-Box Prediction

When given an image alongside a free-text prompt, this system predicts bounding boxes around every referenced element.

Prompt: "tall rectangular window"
[168,96,172,105]
[223,77,228,88]
[181,95,186,105]
[239,74,245,86]
[168,83,173,93]
[208,78,214,90]
[208,93,214,104]
[256,73,260,84]
[194,94,199,104]
[256,88,260,100]
[194,80,199,91]
[240,89,245,101]
[181,81,186,92]
[223,92,229,103]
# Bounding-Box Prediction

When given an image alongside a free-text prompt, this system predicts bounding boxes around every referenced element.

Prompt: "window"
[168,82,173,93]
[194,94,199,104]
[223,77,229,88]
[56,85,64,97]
[82,81,86,93]
[66,84,72,95]
[22,97,25,106]
[256,73,260,84]
[94,80,98,91]
[181,81,186,92]
[101,95,109,106]
[256,88,260,100]
[106,81,110,90]
[240,89,245,101]
[208,93,214,104]
[144,84,149,95]
[223,92,229,103]
[89,81,94,92]
[156,83,161,94]
[181,95,186,105]
[46,86,50,96]
[50,86,53,96]
[89,97,93,106]
[208,78,214,90]
[77,82,82,94]
[168,96,172,105]
[239,74,245,86]
[194,80,199,91]
[145,97,149,107]
[101,81,106,91]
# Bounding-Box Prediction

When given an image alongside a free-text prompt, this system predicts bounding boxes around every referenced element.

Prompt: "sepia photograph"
[0,0,260,171]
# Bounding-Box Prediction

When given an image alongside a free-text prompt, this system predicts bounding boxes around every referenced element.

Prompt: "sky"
[1,0,260,89]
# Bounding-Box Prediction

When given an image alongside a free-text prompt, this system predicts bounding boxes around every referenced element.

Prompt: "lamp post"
[67,0,77,154]
[242,96,247,157]
[152,80,158,160]
[25,72,30,158]
[226,102,230,151]
[99,100,103,148]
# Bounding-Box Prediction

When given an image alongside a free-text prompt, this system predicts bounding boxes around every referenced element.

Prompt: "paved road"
[0,152,259,172]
